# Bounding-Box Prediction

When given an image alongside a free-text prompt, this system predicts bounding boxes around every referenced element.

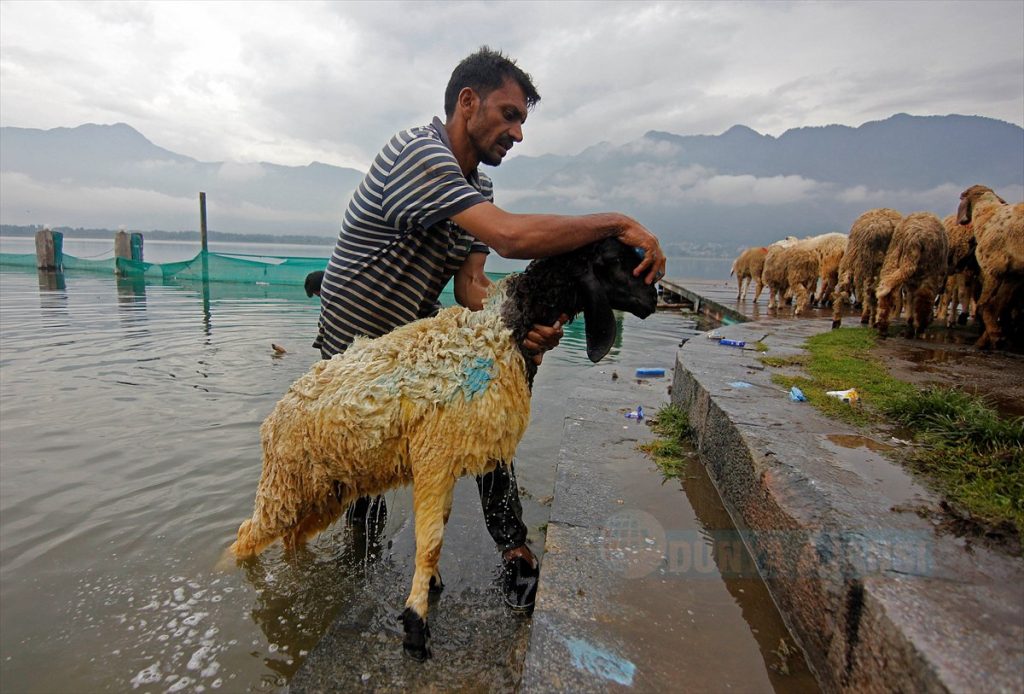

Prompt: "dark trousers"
[348,461,528,553]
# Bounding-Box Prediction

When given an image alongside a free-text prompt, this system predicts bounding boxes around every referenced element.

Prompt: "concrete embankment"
[670,316,1024,692]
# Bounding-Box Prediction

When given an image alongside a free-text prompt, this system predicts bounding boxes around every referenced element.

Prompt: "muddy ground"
[872,323,1024,419]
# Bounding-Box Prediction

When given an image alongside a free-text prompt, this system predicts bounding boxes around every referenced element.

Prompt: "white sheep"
[874,212,949,338]
[831,208,903,329]
[229,238,658,660]
[761,236,819,315]
[730,246,769,301]
[956,185,1024,349]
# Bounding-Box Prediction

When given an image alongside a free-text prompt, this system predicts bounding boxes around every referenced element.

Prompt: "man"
[315,46,666,612]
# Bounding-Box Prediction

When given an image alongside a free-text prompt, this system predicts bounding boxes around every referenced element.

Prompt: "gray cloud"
[1,1,1021,171]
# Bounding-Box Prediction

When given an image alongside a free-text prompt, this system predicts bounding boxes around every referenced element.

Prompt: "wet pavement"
[670,315,1024,692]
[521,382,817,692]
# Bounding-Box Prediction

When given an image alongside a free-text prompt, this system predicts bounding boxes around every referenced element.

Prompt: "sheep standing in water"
[936,213,980,327]
[874,212,949,339]
[807,232,848,306]
[956,185,1024,349]
[762,237,820,315]
[831,208,903,329]
[230,238,657,660]
[730,246,769,301]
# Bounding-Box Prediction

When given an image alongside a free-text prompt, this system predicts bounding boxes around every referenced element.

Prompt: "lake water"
[0,256,712,691]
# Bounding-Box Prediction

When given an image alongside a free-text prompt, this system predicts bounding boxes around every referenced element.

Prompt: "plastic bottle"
[635,368,666,377]
[719,338,746,347]
[625,405,644,420]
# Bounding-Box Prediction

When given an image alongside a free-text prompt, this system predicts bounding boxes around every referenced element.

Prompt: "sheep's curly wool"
[761,238,819,315]
[957,185,1024,348]
[831,208,902,327]
[233,298,531,555]
[874,211,949,338]
[730,246,769,301]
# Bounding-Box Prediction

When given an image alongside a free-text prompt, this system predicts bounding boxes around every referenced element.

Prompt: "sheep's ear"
[580,269,615,363]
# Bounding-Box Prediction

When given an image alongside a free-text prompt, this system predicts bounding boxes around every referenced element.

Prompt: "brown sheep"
[806,232,848,305]
[831,208,903,329]
[761,237,820,315]
[730,246,769,301]
[956,185,1024,349]
[935,213,980,327]
[874,212,949,338]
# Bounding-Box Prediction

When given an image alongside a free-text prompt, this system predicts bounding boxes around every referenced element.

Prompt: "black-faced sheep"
[831,208,903,329]
[730,246,769,301]
[229,238,657,660]
[874,212,949,338]
[956,185,1024,349]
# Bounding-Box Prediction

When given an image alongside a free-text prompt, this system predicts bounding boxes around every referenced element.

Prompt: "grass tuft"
[640,404,693,479]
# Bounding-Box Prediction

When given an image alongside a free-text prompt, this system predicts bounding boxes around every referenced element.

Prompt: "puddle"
[818,434,921,506]
[825,434,897,453]
[592,435,819,692]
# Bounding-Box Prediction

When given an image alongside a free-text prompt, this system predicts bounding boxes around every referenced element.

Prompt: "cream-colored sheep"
[956,185,1024,349]
[761,236,820,315]
[229,238,657,660]
[806,232,847,306]
[831,208,903,328]
[935,213,979,327]
[730,246,769,301]
[874,212,949,338]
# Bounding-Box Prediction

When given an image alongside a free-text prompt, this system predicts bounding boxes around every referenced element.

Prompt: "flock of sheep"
[729,184,1023,348]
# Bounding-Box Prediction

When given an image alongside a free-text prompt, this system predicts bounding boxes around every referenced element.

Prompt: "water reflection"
[675,452,819,690]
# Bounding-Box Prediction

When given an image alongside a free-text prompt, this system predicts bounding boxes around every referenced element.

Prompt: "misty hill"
[2,115,1022,250]
[486,113,1023,247]
[0,123,364,237]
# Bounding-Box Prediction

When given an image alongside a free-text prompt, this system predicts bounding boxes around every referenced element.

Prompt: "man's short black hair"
[305,270,325,297]
[444,46,540,119]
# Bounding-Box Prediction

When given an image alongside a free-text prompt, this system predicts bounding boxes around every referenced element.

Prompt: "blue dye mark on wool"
[460,357,494,400]
[562,636,636,686]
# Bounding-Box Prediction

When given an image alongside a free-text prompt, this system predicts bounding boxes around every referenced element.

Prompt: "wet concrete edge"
[670,317,1024,693]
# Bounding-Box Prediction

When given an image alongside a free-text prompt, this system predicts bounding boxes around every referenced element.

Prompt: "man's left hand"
[523,313,569,364]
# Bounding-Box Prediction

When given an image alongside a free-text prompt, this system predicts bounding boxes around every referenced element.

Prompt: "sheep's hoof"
[859,316,870,325]
[429,573,445,594]
[957,312,969,326]
[831,320,841,330]
[400,607,432,661]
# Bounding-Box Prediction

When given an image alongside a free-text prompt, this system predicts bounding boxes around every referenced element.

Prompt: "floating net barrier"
[1,249,507,302]
[1,250,328,285]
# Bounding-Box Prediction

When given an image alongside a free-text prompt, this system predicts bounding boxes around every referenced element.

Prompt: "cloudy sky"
[3,0,1022,172]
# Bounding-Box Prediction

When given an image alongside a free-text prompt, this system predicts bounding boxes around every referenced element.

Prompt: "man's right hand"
[616,216,666,285]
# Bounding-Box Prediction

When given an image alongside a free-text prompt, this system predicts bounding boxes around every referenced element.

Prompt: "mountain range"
[1,114,1021,252]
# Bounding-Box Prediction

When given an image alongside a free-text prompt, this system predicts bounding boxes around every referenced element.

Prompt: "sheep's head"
[508,238,658,366]
[958,185,1006,225]
[567,238,658,363]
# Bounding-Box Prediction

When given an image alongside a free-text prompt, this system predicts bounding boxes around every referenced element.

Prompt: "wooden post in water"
[199,192,208,253]
[114,230,131,275]
[34,227,63,270]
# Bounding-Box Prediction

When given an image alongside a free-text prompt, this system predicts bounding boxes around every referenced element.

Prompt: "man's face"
[466,78,527,167]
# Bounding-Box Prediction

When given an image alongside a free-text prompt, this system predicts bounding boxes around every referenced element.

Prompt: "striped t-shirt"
[315,117,492,358]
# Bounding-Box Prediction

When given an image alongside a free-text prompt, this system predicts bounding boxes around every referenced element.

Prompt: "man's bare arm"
[451,202,666,284]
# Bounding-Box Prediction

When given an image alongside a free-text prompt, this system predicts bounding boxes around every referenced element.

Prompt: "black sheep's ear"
[579,267,616,363]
